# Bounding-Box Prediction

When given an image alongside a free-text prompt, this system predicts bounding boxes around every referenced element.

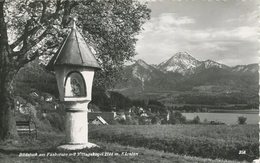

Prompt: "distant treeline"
[92,88,167,114]
[174,93,258,105]
[168,104,257,112]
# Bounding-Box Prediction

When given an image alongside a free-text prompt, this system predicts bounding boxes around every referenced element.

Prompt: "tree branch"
[55,0,61,15]
[17,50,39,68]
[11,0,60,50]
[61,0,70,27]
[10,24,41,50]
[40,1,47,23]
[14,28,49,57]
[61,0,79,27]
[22,20,30,51]
[11,0,66,51]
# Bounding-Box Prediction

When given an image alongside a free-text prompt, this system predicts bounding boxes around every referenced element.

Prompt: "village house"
[88,112,115,125]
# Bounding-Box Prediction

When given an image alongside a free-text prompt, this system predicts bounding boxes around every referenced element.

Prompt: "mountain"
[129,59,160,82]
[158,52,232,74]
[114,53,259,107]
[118,53,258,90]
[158,52,201,75]
[135,59,153,70]
[202,59,229,69]
[231,64,258,73]
[115,59,166,94]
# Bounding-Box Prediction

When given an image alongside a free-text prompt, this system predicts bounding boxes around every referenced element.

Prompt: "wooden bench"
[16,120,37,139]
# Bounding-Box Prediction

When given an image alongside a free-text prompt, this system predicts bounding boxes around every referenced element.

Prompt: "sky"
[134,0,259,66]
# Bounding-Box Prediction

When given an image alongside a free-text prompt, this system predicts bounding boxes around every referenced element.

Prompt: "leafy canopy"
[4,0,150,88]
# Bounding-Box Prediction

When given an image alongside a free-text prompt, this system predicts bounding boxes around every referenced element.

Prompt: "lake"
[183,112,259,124]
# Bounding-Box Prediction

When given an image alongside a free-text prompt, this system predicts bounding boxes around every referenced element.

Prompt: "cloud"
[136,17,258,66]
[139,13,195,34]
[159,13,195,26]
[135,0,259,66]
[225,10,258,26]
[208,26,258,41]
[140,11,257,42]
[139,0,164,2]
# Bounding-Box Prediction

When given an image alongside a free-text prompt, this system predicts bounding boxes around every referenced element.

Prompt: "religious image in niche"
[71,78,81,97]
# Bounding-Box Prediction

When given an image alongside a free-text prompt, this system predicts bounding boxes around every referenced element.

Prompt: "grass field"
[0,131,244,163]
[89,124,259,161]
[0,124,258,162]
[0,142,243,163]
[89,124,258,142]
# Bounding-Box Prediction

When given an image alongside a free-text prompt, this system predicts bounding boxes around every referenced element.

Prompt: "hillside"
[14,59,135,113]
[13,54,259,111]
[114,52,259,109]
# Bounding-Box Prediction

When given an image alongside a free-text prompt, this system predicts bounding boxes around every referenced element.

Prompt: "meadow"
[0,131,243,163]
[89,124,259,162]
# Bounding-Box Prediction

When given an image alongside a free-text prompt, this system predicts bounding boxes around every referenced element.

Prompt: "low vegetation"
[238,116,247,125]
[0,134,242,163]
[89,124,259,162]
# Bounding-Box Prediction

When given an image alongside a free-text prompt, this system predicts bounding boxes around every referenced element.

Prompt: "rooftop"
[47,20,100,70]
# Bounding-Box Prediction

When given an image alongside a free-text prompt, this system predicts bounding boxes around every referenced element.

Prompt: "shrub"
[203,118,208,123]
[139,116,151,125]
[238,116,247,125]
[151,116,161,124]
[192,116,200,124]
[169,111,186,124]
[46,112,65,131]
[125,116,139,125]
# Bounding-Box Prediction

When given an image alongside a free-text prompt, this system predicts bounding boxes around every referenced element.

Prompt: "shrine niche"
[64,72,86,97]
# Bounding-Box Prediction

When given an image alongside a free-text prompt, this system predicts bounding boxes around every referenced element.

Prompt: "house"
[91,116,108,125]
[140,112,148,117]
[114,112,126,121]
[88,112,115,124]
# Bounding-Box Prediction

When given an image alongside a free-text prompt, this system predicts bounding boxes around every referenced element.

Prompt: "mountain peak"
[203,59,228,69]
[166,52,198,64]
[205,59,214,62]
[135,59,150,69]
[158,52,200,75]
[172,52,193,59]
[204,59,218,65]
[136,59,147,64]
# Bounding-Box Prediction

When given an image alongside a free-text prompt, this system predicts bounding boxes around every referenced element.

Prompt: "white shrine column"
[47,19,101,150]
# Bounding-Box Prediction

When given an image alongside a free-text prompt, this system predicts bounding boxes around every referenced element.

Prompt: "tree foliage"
[0,0,150,141]
[4,0,150,87]
[76,0,150,88]
[169,111,186,124]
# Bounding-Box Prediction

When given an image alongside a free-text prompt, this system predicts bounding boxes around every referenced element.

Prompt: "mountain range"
[14,52,259,109]
[114,52,259,106]
[157,52,256,74]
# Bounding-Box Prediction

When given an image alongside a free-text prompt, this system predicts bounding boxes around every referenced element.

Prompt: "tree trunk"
[0,74,18,141]
[0,0,19,141]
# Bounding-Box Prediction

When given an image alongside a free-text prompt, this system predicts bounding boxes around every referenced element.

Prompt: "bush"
[138,116,151,125]
[238,116,247,124]
[151,116,161,124]
[192,116,200,124]
[125,116,139,125]
[169,111,186,124]
[46,112,65,132]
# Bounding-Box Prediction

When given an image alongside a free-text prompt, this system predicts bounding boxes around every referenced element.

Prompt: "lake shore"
[209,109,258,114]
[183,112,258,124]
